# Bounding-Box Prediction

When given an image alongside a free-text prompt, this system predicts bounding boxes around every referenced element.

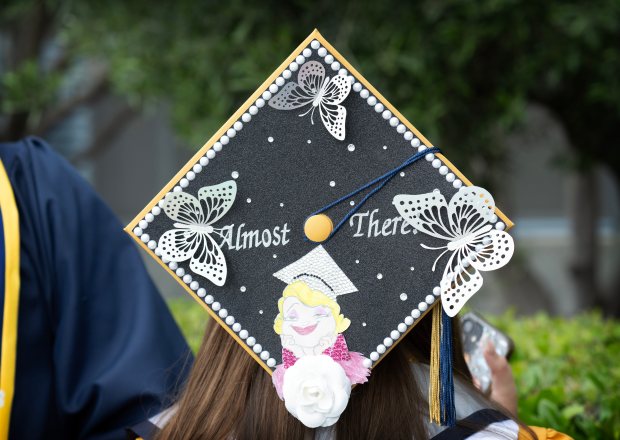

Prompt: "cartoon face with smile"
[274,280,351,357]
[282,296,337,349]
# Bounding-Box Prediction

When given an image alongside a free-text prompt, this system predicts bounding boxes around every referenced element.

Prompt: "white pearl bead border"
[132,38,506,371]
[367,286,442,365]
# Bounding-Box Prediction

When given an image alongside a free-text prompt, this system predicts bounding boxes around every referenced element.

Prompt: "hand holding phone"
[461,312,514,394]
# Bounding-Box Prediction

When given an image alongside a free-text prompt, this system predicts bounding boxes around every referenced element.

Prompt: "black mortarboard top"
[126,30,515,429]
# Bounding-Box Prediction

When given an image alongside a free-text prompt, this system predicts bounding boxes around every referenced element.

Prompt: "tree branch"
[34,74,110,135]
[2,0,52,141]
[70,104,138,164]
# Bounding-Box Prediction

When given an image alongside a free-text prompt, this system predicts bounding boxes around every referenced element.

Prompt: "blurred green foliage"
[489,311,620,439]
[168,297,620,439]
[3,0,620,185]
[168,297,209,352]
[1,60,59,115]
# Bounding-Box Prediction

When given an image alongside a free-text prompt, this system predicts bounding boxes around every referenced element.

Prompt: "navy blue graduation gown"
[0,137,192,439]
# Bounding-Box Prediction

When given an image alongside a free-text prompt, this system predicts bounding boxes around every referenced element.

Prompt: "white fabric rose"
[282,354,352,428]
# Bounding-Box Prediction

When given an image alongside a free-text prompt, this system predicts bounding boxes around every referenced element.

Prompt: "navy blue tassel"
[440,309,456,427]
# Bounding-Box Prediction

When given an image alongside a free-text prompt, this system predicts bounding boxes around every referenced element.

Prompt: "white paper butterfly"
[393,186,514,317]
[269,61,351,140]
[158,181,237,286]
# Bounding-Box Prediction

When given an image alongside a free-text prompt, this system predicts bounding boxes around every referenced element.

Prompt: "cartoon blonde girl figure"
[271,246,370,399]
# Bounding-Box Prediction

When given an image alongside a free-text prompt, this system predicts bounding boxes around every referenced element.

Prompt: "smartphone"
[460,311,514,394]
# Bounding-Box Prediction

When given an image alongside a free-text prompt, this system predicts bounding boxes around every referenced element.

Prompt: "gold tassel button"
[304,214,334,242]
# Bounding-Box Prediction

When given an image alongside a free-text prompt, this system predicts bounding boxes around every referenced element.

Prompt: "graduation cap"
[126,30,515,429]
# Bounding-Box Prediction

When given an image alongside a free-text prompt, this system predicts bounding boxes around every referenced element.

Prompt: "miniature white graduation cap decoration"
[125,30,515,429]
[273,245,358,300]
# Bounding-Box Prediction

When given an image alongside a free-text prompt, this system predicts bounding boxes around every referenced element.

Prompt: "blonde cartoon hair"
[273,280,351,335]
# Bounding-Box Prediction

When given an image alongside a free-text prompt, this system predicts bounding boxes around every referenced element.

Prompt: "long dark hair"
[157,308,530,439]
